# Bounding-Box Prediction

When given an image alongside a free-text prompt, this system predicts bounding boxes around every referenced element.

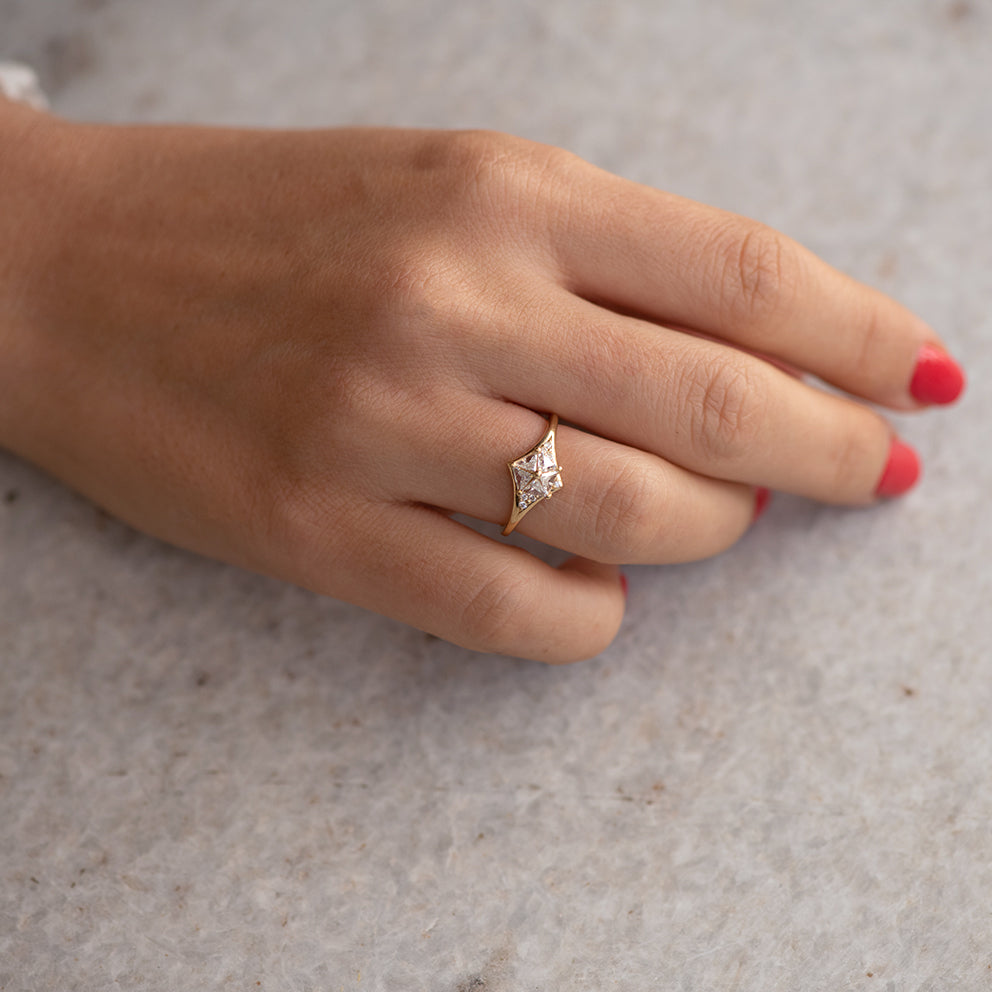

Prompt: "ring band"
[503,414,563,536]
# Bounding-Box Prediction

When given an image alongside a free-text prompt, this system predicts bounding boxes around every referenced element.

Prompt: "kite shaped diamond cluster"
[510,430,563,512]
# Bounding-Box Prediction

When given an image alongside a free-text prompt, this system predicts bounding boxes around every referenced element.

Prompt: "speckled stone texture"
[2,1,991,989]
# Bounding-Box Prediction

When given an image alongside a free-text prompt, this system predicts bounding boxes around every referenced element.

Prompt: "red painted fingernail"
[910,343,965,405]
[753,487,771,522]
[619,573,628,598]
[875,439,921,498]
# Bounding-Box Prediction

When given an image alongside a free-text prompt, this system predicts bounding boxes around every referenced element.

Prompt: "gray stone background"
[2,0,991,989]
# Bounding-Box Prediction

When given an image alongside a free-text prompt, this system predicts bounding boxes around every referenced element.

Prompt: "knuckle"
[443,129,579,225]
[403,129,588,269]
[712,221,800,328]
[590,461,660,562]
[437,128,520,172]
[433,129,529,199]
[677,357,765,462]
[460,565,533,654]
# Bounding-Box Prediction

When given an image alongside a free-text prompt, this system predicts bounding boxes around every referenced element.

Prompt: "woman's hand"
[0,109,964,661]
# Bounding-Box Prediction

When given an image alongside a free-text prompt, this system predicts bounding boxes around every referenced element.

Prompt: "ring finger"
[392,397,761,565]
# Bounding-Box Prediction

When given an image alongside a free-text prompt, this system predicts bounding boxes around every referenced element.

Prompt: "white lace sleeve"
[0,62,48,110]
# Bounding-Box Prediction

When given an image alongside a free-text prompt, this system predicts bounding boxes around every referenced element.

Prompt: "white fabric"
[0,61,48,110]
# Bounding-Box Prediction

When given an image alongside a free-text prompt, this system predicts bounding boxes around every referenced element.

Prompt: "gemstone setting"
[503,415,563,535]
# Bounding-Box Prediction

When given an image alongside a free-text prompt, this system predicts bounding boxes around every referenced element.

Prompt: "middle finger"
[471,288,899,504]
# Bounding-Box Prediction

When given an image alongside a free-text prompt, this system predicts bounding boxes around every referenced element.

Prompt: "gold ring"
[503,414,563,536]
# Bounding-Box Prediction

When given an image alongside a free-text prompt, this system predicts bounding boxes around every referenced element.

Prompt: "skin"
[0,99,954,662]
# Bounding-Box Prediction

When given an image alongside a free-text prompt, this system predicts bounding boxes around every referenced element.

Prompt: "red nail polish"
[875,439,921,498]
[910,344,965,405]
[619,573,628,598]
[753,487,771,521]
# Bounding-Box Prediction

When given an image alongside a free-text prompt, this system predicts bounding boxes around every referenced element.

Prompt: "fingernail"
[910,343,965,405]
[619,573,628,598]
[875,438,921,498]
[753,487,771,522]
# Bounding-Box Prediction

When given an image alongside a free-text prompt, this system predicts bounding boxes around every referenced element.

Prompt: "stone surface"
[2,1,992,989]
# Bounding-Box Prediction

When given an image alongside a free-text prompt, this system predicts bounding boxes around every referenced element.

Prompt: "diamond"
[510,432,562,510]
[503,414,564,536]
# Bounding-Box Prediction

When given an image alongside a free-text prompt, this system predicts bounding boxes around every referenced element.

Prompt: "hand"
[0,111,964,662]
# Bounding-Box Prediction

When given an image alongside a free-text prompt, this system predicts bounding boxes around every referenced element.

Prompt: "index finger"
[545,158,964,411]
